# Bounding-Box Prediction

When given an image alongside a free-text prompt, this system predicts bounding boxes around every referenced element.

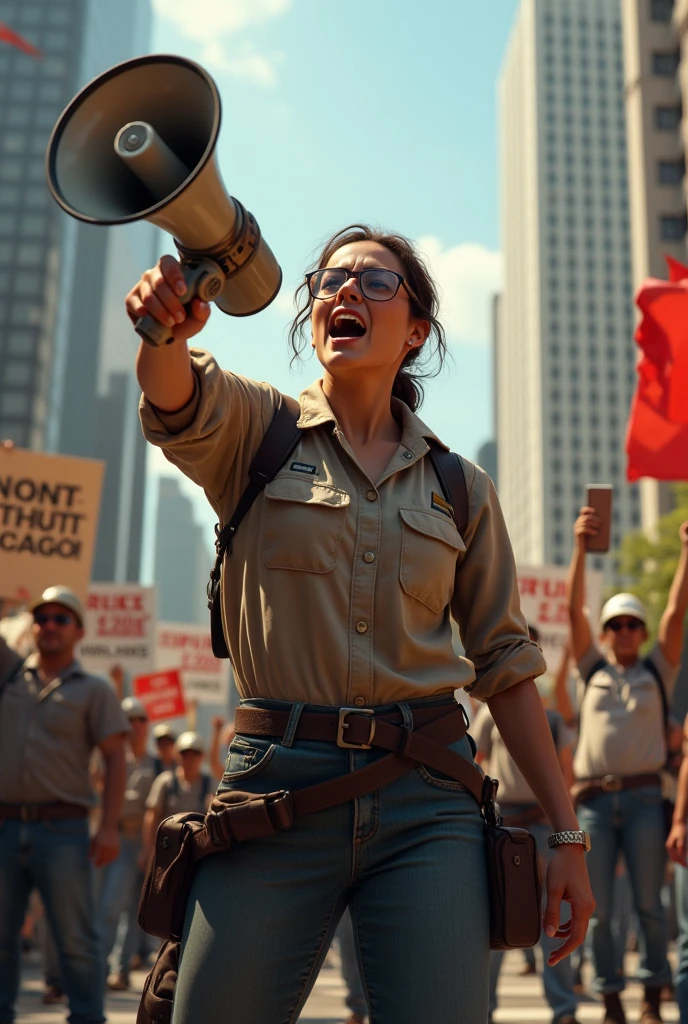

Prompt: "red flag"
[0,22,42,58]
[626,257,688,481]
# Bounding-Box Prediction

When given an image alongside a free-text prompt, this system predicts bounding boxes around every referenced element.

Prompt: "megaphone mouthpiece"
[114,121,191,203]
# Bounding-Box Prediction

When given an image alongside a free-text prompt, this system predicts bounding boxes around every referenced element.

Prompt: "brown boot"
[639,986,663,1024]
[603,992,626,1024]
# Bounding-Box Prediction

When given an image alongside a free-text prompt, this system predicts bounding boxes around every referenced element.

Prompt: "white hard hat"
[600,593,647,630]
[175,731,205,754]
[31,585,84,627]
[121,696,148,720]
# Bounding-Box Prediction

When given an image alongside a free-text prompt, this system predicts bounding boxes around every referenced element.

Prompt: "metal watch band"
[547,830,591,852]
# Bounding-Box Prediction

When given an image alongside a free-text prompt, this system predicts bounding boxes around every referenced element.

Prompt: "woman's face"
[310,240,429,381]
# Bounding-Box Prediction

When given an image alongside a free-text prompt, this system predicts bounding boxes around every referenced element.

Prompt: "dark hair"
[288,224,447,411]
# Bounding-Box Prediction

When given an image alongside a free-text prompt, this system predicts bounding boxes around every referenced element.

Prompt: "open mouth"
[328,311,366,339]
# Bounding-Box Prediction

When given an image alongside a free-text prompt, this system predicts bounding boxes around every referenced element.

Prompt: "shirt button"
[366,490,377,501]
[403,452,413,460]
[363,551,375,563]
[356,621,368,634]
[354,697,366,707]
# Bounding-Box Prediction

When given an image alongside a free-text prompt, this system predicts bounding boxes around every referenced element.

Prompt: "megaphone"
[46,54,282,346]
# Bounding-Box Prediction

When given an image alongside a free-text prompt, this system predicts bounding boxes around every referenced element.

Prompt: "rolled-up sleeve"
[451,461,546,702]
[139,348,281,510]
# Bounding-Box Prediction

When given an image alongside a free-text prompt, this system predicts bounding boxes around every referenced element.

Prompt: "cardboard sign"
[0,447,104,602]
[80,583,157,676]
[517,564,603,696]
[156,622,231,706]
[133,669,186,722]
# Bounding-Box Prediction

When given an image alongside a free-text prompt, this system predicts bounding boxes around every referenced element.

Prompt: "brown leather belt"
[499,803,548,829]
[571,772,662,806]
[0,802,89,822]
[234,703,456,750]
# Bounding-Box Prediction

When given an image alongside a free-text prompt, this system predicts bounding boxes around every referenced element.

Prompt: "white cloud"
[152,0,289,86]
[417,237,502,346]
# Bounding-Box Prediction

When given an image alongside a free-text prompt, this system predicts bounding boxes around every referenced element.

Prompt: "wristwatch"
[547,830,592,853]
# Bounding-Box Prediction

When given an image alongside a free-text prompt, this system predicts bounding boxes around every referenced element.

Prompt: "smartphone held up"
[585,484,613,554]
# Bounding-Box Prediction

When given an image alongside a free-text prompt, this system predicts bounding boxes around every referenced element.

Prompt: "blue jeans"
[96,833,141,973]
[0,817,104,1024]
[675,864,688,1022]
[172,696,490,1024]
[489,819,577,1023]
[577,786,671,994]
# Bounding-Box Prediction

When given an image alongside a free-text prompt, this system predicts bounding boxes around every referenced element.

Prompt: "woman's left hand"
[542,845,595,965]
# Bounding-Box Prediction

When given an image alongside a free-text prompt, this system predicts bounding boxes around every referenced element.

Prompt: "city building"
[154,477,213,627]
[0,0,156,581]
[623,0,687,528]
[497,0,641,572]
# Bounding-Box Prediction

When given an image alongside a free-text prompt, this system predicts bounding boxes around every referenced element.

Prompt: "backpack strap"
[583,659,607,685]
[642,656,669,733]
[426,445,469,539]
[207,393,302,658]
[200,773,211,804]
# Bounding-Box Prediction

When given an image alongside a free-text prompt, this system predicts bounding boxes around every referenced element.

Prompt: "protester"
[128,226,593,1022]
[209,714,236,780]
[142,731,213,864]
[473,629,579,1024]
[152,722,177,773]
[0,585,128,1024]
[567,513,688,1024]
[97,696,157,992]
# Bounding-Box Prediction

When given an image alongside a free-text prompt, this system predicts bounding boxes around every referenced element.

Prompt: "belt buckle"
[601,774,623,793]
[20,805,39,823]
[337,708,376,749]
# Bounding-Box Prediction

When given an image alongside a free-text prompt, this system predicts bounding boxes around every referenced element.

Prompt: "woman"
[128,225,594,1024]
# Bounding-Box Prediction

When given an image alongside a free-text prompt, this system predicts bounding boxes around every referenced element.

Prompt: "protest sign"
[80,583,157,677]
[0,446,104,602]
[157,622,231,706]
[133,669,186,722]
[517,564,603,696]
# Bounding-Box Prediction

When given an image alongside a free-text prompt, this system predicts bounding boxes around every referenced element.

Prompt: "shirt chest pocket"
[399,507,465,613]
[263,475,351,573]
[40,690,83,737]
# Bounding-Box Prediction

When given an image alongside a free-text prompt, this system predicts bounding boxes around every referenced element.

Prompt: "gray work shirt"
[472,706,574,804]
[146,770,213,818]
[573,643,678,779]
[122,752,157,824]
[0,654,129,807]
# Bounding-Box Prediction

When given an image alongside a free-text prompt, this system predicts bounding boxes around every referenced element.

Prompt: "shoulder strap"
[201,773,210,803]
[584,658,607,686]
[642,656,669,732]
[214,394,302,560]
[426,446,469,539]
[170,771,179,799]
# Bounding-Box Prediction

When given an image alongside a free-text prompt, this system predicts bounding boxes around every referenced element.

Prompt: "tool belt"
[0,802,89,822]
[499,802,548,829]
[571,771,662,807]
[137,701,542,1024]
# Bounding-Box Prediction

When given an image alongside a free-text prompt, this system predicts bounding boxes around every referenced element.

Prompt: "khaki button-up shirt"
[0,654,129,807]
[140,349,544,705]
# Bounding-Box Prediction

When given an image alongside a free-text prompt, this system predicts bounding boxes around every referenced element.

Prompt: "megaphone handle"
[134,258,225,347]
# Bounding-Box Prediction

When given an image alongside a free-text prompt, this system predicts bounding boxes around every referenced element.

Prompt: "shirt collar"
[297,380,448,453]
[23,652,85,682]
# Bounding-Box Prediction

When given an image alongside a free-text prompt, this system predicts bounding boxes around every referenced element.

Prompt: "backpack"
[207,394,469,659]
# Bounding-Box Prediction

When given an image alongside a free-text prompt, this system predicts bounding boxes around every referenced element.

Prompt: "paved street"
[13,948,681,1023]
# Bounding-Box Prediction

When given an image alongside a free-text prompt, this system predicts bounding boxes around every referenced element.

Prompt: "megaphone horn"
[46,54,282,346]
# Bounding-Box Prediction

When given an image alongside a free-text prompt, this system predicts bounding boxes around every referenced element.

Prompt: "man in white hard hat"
[0,585,129,1024]
[152,721,177,774]
[97,696,157,991]
[142,731,213,866]
[567,511,688,1024]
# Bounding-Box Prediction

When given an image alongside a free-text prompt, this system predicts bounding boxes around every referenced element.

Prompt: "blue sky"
[142,0,521,568]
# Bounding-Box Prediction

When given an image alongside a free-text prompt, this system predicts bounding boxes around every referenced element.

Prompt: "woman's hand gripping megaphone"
[126,255,213,345]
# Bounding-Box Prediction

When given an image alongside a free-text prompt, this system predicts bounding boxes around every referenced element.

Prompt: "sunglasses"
[34,612,74,627]
[606,618,644,633]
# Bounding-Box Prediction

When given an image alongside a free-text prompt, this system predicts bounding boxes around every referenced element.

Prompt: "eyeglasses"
[606,618,643,633]
[305,267,419,304]
[34,612,73,627]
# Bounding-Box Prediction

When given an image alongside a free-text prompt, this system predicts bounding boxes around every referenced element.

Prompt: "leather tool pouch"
[137,813,206,942]
[482,781,542,950]
[137,940,179,1024]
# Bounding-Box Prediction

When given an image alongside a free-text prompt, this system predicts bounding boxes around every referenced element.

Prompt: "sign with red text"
[0,446,104,603]
[517,564,602,695]
[156,622,231,706]
[80,583,157,677]
[133,668,186,722]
